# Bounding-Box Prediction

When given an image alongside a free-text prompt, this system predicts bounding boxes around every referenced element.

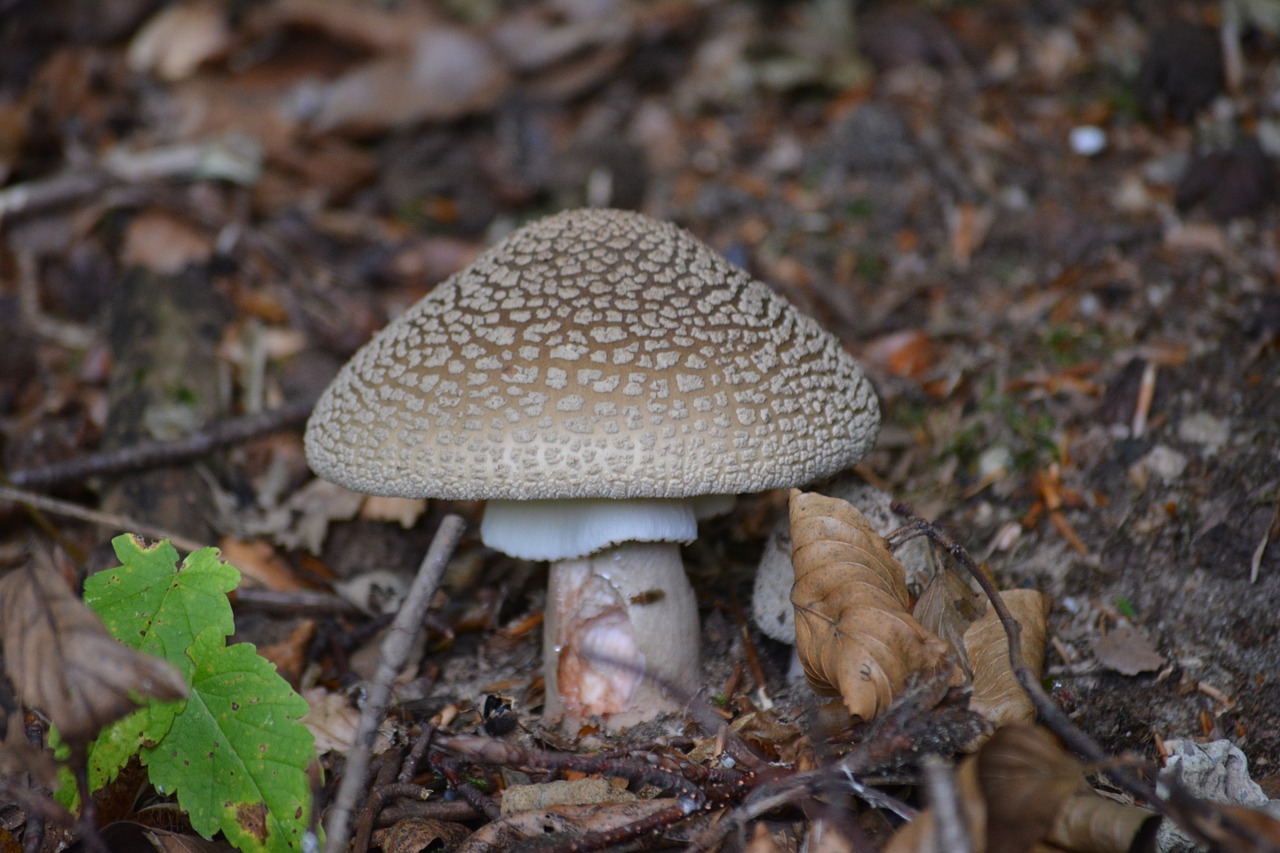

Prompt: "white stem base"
[542,541,700,730]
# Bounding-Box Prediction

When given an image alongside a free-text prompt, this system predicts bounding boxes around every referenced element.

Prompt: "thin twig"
[0,171,106,223]
[434,733,718,808]
[726,594,769,699]
[376,800,480,825]
[231,587,364,618]
[430,752,502,821]
[0,484,209,554]
[8,399,315,491]
[0,134,260,223]
[686,675,952,853]
[351,753,402,853]
[518,800,698,853]
[1250,501,1279,584]
[922,755,972,853]
[322,514,467,853]
[400,724,436,783]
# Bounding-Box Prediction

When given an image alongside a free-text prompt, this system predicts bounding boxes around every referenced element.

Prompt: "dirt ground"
[1,0,1278,847]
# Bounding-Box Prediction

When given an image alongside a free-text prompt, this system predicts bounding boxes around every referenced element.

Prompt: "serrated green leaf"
[83,695,185,792]
[69,535,231,798]
[88,535,239,676]
[142,628,315,853]
[74,536,317,852]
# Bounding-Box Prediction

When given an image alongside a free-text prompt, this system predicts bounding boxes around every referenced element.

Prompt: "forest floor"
[1,0,1278,849]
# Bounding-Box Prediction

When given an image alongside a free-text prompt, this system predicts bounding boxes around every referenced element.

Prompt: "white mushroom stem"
[542,541,699,729]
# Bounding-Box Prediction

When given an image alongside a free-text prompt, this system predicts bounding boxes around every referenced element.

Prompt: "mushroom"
[304,208,880,728]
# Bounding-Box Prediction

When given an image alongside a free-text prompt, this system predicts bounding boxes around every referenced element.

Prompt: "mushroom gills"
[481,496,733,561]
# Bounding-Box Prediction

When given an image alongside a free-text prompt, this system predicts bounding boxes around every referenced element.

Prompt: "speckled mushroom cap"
[304,208,880,500]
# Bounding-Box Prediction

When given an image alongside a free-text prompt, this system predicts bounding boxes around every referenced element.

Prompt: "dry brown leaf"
[120,208,214,274]
[216,537,303,591]
[965,589,1051,729]
[0,713,60,787]
[305,28,510,134]
[884,724,1082,853]
[254,478,364,554]
[1092,624,1165,676]
[860,329,941,380]
[689,708,809,766]
[977,725,1085,853]
[914,567,985,675]
[789,490,958,722]
[301,686,395,757]
[255,619,316,685]
[1047,788,1158,852]
[374,817,470,853]
[360,495,427,528]
[0,557,188,746]
[248,0,439,54]
[500,777,635,815]
[127,0,234,81]
[743,822,791,853]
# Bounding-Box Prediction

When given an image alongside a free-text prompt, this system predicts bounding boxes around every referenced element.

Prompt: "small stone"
[1069,125,1107,157]
[1131,445,1189,486]
[1157,739,1271,853]
[1178,412,1231,453]
[978,445,1013,479]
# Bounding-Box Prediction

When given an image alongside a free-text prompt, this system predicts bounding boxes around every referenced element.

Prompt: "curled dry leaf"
[789,490,957,722]
[1047,788,1159,853]
[303,28,510,134]
[0,558,188,746]
[964,589,1051,729]
[914,566,985,675]
[888,723,1159,853]
[689,708,810,766]
[502,777,636,815]
[976,724,1087,853]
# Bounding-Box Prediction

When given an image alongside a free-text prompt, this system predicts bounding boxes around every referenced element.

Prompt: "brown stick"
[8,399,315,491]
[321,514,467,853]
[0,484,209,554]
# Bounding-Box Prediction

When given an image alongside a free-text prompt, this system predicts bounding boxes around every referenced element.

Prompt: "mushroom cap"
[304,208,880,501]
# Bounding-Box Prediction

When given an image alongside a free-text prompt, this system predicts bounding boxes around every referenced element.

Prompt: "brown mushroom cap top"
[304,208,880,501]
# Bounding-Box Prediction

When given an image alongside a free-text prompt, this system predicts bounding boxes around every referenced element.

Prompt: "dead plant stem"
[0,484,208,554]
[8,399,314,491]
[322,514,466,853]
